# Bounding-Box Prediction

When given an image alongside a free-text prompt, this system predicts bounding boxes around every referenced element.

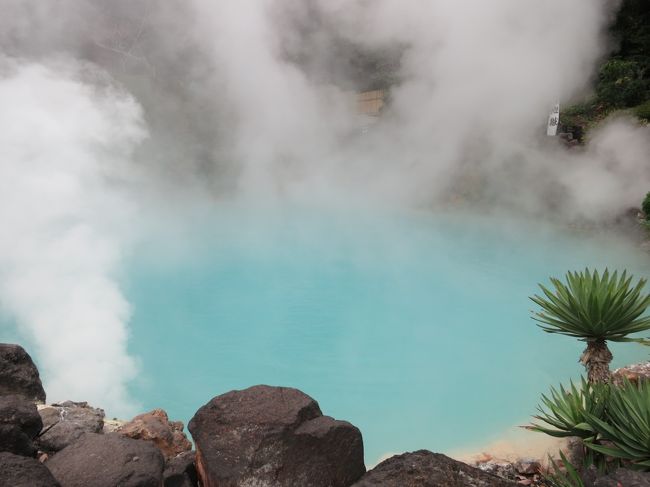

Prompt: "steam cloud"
[0,0,648,413]
[0,57,145,414]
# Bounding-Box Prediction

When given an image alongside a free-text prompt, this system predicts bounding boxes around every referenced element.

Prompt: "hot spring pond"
[122,206,650,463]
[21,207,650,464]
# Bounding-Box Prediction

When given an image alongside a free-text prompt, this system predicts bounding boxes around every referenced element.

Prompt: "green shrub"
[642,192,650,218]
[529,378,608,440]
[531,269,650,343]
[584,379,650,469]
[635,100,650,122]
[544,451,585,487]
[531,269,650,383]
[596,59,647,108]
[561,100,601,132]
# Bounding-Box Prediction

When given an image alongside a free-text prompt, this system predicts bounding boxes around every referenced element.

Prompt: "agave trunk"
[580,339,613,384]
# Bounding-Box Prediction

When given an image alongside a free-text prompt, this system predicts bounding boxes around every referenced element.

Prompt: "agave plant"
[584,379,650,469]
[531,269,650,383]
[544,451,585,487]
[528,377,607,440]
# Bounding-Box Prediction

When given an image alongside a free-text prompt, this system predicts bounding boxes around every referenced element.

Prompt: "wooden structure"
[357,89,386,117]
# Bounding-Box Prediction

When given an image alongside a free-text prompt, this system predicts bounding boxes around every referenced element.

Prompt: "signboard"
[547,103,560,136]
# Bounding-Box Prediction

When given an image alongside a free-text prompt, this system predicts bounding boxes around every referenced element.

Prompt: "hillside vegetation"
[562,0,650,136]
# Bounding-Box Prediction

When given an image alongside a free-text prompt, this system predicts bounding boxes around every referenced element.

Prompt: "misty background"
[0,0,649,415]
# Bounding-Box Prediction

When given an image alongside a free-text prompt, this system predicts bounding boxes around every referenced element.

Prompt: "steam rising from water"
[0,0,648,412]
[0,58,145,414]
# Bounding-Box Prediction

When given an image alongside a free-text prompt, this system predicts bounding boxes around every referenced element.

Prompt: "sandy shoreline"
[449,425,567,466]
[369,426,567,469]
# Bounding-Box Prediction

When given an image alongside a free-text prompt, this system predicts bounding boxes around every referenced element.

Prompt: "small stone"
[514,459,541,475]
[476,452,493,463]
[118,408,192,460]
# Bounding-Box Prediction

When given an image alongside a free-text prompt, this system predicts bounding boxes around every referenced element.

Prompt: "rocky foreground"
[1,342,649,487]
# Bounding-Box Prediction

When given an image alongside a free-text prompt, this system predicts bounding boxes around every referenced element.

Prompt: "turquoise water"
[3,206,649,464]
[124,206,649,464]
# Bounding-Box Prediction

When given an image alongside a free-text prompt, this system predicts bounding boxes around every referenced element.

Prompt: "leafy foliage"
[560,100,603,133]
[584,379,650,469]
[544,451,585,487]
[610,0,650,80]
[635,100,650,122]
[529,378,607,439]
[561,0,650,135]
[531,269,650,343]
[642,192,650,218]
[596,60,647,108]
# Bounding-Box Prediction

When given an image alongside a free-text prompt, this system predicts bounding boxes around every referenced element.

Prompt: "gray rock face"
[0,394,42,440]
[352,450,515,487]
[188,385,365,487]
[0,344,46,402]
[46,432,164,487]
[0,451,60,487]
[36,401,104,453]
[164,451,198,487]
[593,468,650,487]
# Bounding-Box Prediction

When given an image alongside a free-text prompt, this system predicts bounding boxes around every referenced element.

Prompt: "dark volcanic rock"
[36,401,104,453]
[118,408,192,460]
[0,394,42,439]
[0,424,36,456]
[0,343,45,402]
[0,395,42,456]
[188,384,365,487]
[46,432,164,487]
[593,468,650,487]
[352,450,516,487]
[164,451,198,487]
[0,451,60,487]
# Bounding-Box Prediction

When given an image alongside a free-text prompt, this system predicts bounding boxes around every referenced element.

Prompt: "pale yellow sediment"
[370,428,568,470]
[449,426,568,467]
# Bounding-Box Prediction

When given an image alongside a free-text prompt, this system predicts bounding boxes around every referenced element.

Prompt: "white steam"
[0,0,648,412]
[0,58,145,415]
[187,0,650,215]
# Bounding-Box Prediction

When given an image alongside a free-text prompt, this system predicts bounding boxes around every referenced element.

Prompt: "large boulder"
[36,401,104,453]
[164,451,198,487]
[0,344,46,402]
[188,385,365,487]
[352,450,516,487]
[45,432,164,487]
[118,408,192,460]
[0,451,60,487]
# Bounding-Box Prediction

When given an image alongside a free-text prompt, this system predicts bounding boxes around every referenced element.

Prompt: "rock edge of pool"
[2,342,650,487]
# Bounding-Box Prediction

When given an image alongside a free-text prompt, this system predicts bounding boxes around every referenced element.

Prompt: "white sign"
[547,103,560,136]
